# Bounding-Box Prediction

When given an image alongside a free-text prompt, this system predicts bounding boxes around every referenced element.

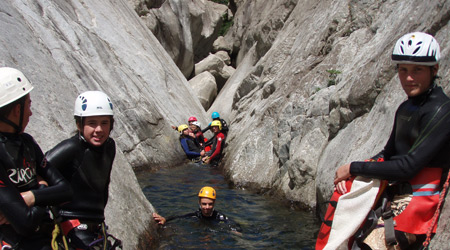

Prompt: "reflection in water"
[137,163,319,249]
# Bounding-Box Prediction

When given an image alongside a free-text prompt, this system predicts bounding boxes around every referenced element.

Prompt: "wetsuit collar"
[409,82,436,106]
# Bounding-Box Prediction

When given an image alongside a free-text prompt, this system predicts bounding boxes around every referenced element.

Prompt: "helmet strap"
[0,116,21,133]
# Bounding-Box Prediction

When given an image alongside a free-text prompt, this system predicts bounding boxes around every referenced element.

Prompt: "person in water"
[45,91,121,249]
[153,186,241,233]
[189,121,205,148]
[0,67,71,250]
[333,32,450,249]
[178,124,205,162]
[202,120,225,166]
[171,116,198,131]
[202,112,229,136]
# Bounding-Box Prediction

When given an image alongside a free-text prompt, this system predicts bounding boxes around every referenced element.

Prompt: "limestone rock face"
[0,0,208,248]
[211,0,450,245]
[136,0,228,78]
[189,71,218,110]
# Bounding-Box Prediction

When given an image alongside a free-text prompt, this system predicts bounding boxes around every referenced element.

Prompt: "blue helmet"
[211,111,220,119]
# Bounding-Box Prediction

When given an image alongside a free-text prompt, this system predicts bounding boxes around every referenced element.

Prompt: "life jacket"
[393,167,442,234]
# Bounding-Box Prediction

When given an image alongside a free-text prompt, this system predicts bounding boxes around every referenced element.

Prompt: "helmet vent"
[17,77,22,82]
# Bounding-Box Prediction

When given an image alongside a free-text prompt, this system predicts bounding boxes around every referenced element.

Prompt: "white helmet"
[0,67,34,108]
[392,32,440,66]
[74,91,114,117]
[191,121,201,128]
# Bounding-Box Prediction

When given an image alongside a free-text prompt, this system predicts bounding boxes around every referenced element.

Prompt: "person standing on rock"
[45,91,121,249]
[202,120,226,166]
[327,32,450,249]
[153,186,241,233]
[0,67,72,250]
[178,124,205,162]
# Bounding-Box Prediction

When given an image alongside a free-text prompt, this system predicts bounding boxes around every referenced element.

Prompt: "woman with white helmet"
[0,67,71,249]
[45,91,121,249]
[328,32,450,249]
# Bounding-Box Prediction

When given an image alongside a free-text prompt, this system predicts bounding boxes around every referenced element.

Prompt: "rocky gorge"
[1,0,449,249]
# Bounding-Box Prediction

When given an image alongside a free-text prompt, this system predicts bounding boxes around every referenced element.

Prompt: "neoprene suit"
[45,134,116,248]
[350,85,450,182]
[0,133,71,249]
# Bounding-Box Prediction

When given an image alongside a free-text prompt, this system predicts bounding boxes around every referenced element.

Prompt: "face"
[397,64,438,97]
[20,94,32,132]
[212,126,220,133]
[189,124,197,132]
[199,197,215,217]
[182,128,190,136]
[80,115,111,146]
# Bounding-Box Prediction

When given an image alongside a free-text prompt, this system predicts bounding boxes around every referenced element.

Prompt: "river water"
[137,163,319,249]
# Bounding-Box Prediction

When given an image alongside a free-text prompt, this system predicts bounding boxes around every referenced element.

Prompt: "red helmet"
[188,116,198,122]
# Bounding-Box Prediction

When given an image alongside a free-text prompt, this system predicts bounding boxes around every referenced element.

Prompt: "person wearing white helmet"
[189,120,206,148]
[0,67,71,250]
[328,32,450,249]
[45,91,121,249]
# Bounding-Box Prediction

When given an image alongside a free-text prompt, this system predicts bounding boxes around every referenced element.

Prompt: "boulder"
[189,71,218,110]
[136,0,228,78]
[194,53,235,91]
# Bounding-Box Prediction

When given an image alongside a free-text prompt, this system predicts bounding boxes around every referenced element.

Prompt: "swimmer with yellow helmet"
[153,186,241,232]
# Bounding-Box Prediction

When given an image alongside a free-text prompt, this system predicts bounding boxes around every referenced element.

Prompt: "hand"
[37,175,48,187]
[153,213,166,225]
[334,163,351,185]
[0,213,10,225]
[21,191,36,207]
[202,156,210,164]
[171,125,177,130]
[200,150,205,157]
[334,180,348,195]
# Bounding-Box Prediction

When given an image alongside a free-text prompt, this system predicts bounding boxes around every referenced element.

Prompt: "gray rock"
[136,0,228,78]
[212,0,450,246]
[0,0,208,248]
[189,71,218,110]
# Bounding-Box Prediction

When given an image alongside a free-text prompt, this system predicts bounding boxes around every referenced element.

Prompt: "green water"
[137,163,319,249]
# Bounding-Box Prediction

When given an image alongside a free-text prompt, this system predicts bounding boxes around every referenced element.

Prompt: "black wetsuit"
[202,118,229,136]
[179,136,202,160]
[45,134,116,249]
[350,85,450,248]
[350,85,450,182]
[166,209,242,232]
[0,133,71,250]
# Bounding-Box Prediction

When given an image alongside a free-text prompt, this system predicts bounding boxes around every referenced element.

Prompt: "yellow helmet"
[211,120,222,130]
[178,124,189,133]
[198,186,216,200]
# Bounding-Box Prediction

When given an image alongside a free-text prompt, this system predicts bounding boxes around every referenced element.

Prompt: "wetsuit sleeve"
[23,135,72,206]
[350,103,450,181]
[0,161,45,236]
[220,119,229,133]
[204,134,216,147]
[209,134,225,160]
[180,138,201,157]
[165,212,197,222]
[201,123,211,134]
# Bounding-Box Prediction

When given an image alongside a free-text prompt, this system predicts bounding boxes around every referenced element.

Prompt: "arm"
[209,134,225,160]
[0,162,46,235]
[180,138,201,158]
[350,103,450,181]
[25,135,72,206]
